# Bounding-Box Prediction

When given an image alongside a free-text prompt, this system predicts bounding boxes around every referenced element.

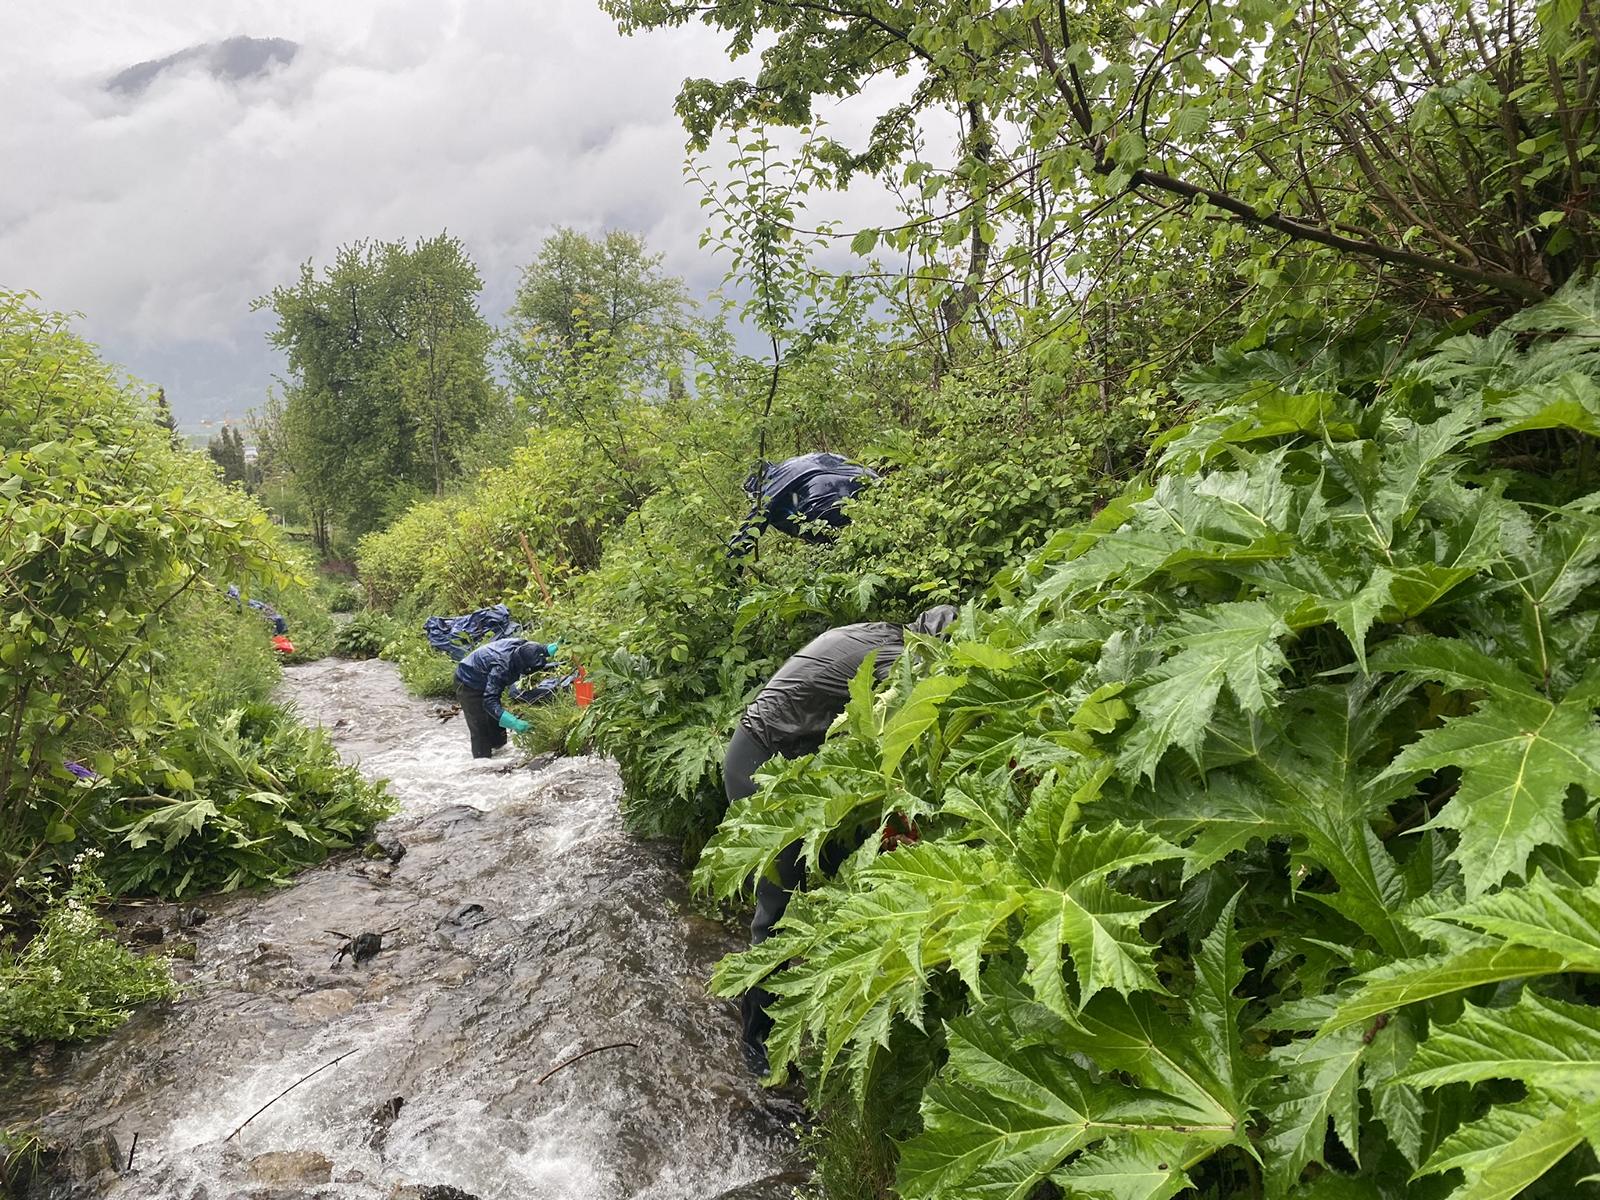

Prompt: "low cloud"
[0,1,917,425]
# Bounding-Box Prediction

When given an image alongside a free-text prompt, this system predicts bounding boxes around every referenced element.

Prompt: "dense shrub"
[699,282,1600,1199]
[333,609,398,660]
[0,292,288,896]
[384,631,461,699]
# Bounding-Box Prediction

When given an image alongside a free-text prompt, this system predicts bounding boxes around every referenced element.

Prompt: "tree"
[207,425,247,486]
[152,387,181,448]
[254,234,502,544]
[503,228,692,418]
[607,0,1598,320]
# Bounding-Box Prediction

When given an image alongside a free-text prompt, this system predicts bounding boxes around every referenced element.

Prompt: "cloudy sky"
[0,2,907,428]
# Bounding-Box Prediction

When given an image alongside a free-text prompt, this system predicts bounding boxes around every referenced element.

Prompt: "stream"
[1,658,806,1200]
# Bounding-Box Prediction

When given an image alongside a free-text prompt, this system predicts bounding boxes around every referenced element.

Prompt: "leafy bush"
[327,583,363,613]
[0,292,289,897]
[698,281,1600,1199]
[830,372,1164,607]
[94,701,396,898]
[0,856,173,1049]
[386,632,461,699]
[333,610,398,660]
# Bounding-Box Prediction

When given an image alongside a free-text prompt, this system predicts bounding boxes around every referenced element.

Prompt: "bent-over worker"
[724,603,959,1073]
[453,636,556,758]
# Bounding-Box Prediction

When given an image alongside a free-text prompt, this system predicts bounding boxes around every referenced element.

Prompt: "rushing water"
[2,659,805,1199]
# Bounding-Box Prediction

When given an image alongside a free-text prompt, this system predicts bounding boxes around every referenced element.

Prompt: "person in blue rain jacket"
[453,637,556,758]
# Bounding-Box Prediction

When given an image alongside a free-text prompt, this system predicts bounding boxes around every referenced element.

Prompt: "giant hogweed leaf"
[897,991,1236,1200]
[1321,944,1571,1035]
[1210,684,1419,956]
[1374,637,1600,896]
[1014,801,1186,1011]
[880,671,966,778]
[1155,388,1355,471]
[1262,1027,1370,1195]
[693,738,886,899]
[1112,770,1295,877]
[1400,993,1600,1199]
[1048,1135,1197,1200]
[1322,410,1476,560]
[1400,991,1600,1092]
[1442,873,1600,967]
[1192,893,1257,1118]
[1057,994,1244,1131]
[1019,874,1173,1013]
[1119,600,1291,780]
[1023,473,1291,618]
[1420,1097,1590,1200]
[1501,273,1600,340]
[1248,557,1395,669]
[1471,373,1600,442]
[1359,1012,1425,1168]
[716,843,1022,1085]
[1504,504,1600,687]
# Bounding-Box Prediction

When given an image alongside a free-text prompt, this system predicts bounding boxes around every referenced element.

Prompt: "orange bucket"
[574,666,594,708]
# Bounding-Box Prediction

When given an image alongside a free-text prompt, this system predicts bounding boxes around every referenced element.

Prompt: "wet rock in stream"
[0,658,801,1200]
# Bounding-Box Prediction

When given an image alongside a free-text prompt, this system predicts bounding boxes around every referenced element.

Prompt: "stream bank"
[2,658,804,1200]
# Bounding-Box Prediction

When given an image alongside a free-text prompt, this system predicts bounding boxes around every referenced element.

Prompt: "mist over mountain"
[107,35,297,96]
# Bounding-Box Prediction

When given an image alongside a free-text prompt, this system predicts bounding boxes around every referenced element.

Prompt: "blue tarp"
[510,670,580,706]
[729,452,878,555]
[423,604,522,662]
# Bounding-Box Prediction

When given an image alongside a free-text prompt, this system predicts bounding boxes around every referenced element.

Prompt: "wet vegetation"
[4,0,1600,1196]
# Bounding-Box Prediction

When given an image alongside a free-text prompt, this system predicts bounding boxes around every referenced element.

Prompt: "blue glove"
[497,710,531,733]
[546,642,561,656]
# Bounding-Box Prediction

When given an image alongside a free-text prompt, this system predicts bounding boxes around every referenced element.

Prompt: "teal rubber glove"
[497,710,531,733]
[546,641,561,656]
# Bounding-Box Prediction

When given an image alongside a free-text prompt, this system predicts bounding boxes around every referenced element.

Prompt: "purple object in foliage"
[65,760,98,781]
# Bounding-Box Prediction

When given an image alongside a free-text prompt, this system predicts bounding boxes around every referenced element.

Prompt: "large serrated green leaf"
[1375,637,1600,895]
[898,992,1235,1200]
[1261,1027,1369,1194]
[1321,943,1570,1034]
[1119,600,1291,779]
[1400,991,1600,1091]
[1048,1134,1196,1200]
[880,671,966,777]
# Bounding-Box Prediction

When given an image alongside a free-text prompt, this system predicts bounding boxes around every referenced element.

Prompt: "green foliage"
[611,0,1597,326]
[93,700,395,898]
[254,234,507,543]
[333,610,398,660]
[698,281,1600,1198]
[833,372,1165,607]
[327,583,362,614]
[386,632,461,699]
[0,291,289,897]
[0,857,173,1049]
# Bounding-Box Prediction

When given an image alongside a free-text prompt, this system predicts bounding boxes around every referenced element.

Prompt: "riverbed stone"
[246,1150,333,1184]
[68,1129,122,1179]
[290,987,357,1021]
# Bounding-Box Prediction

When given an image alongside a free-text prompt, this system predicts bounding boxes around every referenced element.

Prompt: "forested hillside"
[4,0,1599,1196]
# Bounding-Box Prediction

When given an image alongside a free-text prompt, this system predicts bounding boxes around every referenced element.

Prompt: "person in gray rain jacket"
[723,603,959,1073]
